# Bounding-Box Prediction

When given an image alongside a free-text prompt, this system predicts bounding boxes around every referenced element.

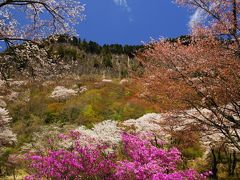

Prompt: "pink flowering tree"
[0,0,85,47]
[175,0,240,51]
[24,131,209,179]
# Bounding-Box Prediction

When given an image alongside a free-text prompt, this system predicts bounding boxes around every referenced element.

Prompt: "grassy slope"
[6,76,156,148]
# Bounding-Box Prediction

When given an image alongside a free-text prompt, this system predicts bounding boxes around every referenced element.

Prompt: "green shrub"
[182,147,203,159]
[82,105,97,119]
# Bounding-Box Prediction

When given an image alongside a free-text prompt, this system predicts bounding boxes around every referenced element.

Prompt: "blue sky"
[77,0,192,45]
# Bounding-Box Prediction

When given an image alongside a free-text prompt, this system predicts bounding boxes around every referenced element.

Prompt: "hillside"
[0,35,239,179]
[1,0,240,179]
[0,35,144,81]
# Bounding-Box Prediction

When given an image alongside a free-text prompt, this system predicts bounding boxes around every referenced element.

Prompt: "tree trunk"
[228,150,237,176]
[231,0,240,53]
[211,148,218,179]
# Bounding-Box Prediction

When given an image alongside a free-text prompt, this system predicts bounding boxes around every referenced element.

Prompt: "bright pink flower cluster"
[25,132,209,180]
[115,133,206,180]
[25,144,115,179]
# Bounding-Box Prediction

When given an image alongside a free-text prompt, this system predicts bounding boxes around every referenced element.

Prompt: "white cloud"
[113,0,131,12]
[189,1,219,30]
[189,8,206,29]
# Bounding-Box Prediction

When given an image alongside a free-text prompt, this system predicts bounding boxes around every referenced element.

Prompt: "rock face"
[50,86,78,100]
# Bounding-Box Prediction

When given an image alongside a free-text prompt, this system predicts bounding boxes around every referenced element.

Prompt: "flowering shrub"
[115,133,208,180]
[25,144,115,179]
[50,86,78,100]
[25,131,209,179]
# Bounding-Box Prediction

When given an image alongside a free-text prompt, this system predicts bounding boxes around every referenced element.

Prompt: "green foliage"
[56,35,143,56]
[93,58,100,68]
[57,46,77,60]
[57,46,65,58]
[182,147,203,159]
[0,147,15,177]
[82,105,96,119]
[120,69,128,78]
[0,148,14,165]
[102,55,113,68]
[64,106,81,123]
[101,48,113,68]
[87,41,101,54]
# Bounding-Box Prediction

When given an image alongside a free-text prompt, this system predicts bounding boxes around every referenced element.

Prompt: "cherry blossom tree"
[135,1,240,175]
[0,0,85,47]
[0,0,85,80]
[136,36,240,151]
[176,0,240,51]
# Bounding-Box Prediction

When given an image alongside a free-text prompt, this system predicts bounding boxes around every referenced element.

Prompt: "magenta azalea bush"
[25,146,115,179]
[24,132,210,180]
[115,133,203,180]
